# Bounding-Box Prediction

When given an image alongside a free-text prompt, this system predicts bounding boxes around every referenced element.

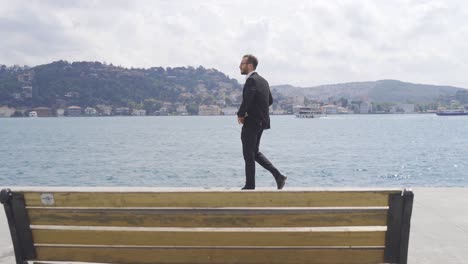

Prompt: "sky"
[1,0,468,88]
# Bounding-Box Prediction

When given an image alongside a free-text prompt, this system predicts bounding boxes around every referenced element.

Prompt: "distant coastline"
[2,62,468,118]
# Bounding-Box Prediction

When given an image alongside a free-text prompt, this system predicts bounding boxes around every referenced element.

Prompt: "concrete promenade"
[0,187,467,263]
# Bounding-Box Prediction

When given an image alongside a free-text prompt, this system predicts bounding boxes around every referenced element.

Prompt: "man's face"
[239,57,251,75]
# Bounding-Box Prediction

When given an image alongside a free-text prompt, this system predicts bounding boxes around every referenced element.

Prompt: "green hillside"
[0,61,241,113]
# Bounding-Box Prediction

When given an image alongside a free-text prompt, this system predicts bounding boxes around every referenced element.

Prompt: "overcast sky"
[1,0,468,88]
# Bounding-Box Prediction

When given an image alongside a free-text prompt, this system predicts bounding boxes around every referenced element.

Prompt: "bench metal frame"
[1,188,36,264]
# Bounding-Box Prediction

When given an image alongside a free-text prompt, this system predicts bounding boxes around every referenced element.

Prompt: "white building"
[176,105,188,114]
[84,107,97,116]
[56,108,65,117]
[199,105,221,116]
[337,107,350,114]
[114,107,130,115]
[17,72,34,83]
[96,105,112,116]
[132,109,146,116]
[66,106,82,116]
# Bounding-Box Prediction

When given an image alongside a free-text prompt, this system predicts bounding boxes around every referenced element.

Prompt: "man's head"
[239,54,258,75]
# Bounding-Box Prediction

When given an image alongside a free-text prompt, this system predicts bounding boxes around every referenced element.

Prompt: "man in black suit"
[237,54,287,190]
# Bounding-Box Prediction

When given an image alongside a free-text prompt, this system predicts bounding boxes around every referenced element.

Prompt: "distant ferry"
[28,111,38,117]
[436,109,468,116]
[295,107,324,118]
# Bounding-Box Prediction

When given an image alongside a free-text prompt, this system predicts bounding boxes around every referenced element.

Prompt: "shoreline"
[0,112,448,118]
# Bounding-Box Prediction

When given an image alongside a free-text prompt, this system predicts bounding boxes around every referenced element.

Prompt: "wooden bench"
[1,188,414,264]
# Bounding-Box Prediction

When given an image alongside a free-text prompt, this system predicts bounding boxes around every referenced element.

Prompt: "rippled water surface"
[1,114,467,187]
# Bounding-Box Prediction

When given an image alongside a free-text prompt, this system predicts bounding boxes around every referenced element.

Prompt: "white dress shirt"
[245,71,256,80]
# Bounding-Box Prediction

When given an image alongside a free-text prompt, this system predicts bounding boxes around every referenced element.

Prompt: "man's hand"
[238,116,245,125]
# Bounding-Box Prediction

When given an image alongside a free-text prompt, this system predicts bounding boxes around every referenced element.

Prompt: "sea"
[0,114,467,188]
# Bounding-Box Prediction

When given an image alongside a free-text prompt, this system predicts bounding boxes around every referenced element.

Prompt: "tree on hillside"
[143,98,162,114]
[187,103,199,115]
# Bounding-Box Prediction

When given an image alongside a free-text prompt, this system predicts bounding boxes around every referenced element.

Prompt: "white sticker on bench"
[40,193,55,206]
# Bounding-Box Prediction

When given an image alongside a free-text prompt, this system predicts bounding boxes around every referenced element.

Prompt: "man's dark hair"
[243,54,258,70]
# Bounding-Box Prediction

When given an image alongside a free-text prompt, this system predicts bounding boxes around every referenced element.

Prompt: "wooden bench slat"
[32,228,386,247]
[35,246,385,264]
[23,191,397,207]
[28,208,388,227]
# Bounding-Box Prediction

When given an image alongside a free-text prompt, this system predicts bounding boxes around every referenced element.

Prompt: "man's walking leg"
[256,152,287,189]
[241,126,258,189]
[254,130,287,189]
[256,152,280,176]
[254,130,280,176]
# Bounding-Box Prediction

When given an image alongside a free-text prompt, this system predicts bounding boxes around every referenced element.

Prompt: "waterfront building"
[66,106,82,116]
[0,106,15,117]
[199,105,221,116]
[114,107,130,116]
[132,109,146,116]
[84,107,97,116]
[96,105,112,116]
[176,105,188,114]
[56,108,65,117]
[160,107,169,115]
[33,107,52,117]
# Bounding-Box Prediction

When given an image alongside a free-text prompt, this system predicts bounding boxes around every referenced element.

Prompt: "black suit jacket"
[237,72,273,129]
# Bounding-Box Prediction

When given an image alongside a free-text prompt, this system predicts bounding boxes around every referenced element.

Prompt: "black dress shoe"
[276,175,287,190]
[241,186,255,190]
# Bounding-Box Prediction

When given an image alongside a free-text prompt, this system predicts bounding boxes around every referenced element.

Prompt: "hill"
[0,61,241,114]
[272,80,467,103]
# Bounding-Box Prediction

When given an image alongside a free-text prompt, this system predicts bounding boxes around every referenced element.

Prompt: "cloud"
[1,0,467,88]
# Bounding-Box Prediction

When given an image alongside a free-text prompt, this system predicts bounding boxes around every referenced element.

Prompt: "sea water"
[0,114,467,187]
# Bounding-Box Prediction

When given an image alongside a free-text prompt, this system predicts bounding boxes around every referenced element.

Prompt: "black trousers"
[241,123,280,188]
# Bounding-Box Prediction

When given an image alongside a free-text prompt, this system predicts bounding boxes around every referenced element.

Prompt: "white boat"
[436,108,468,116]
[28,111,38,117]
[295,107,324,118]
